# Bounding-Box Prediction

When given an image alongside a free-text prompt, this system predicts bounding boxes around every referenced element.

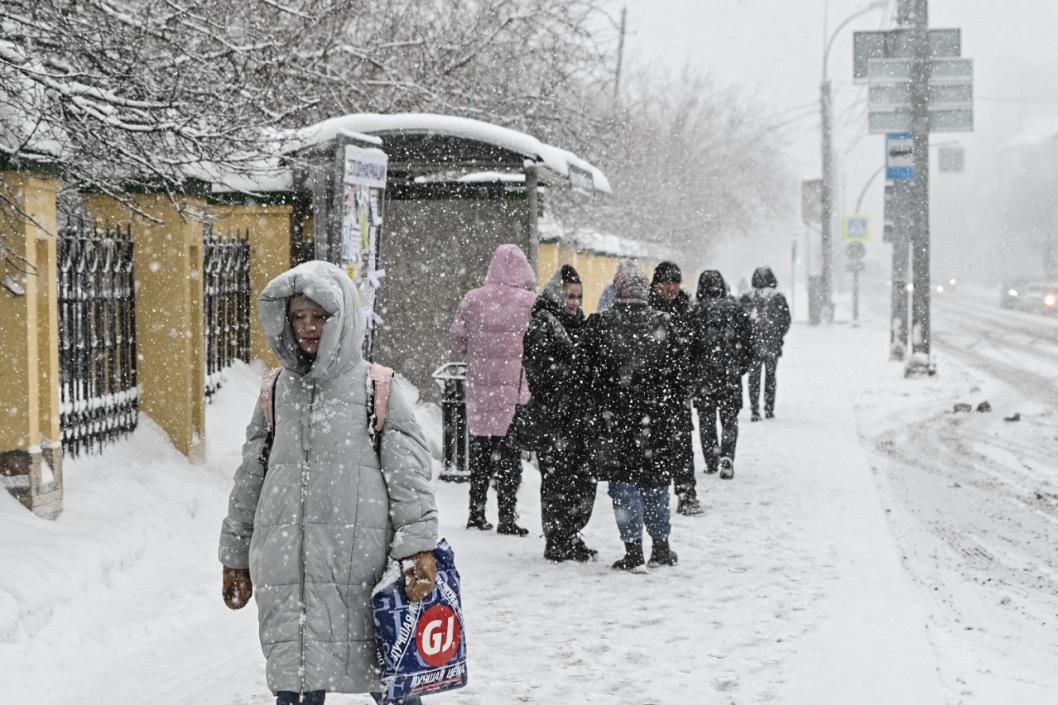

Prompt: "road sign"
[938,145,965,172]
[866,57,973,134]
[844,215,870,242]
[846,241,867,261]
[853,28,962,82]
[868,108,973,134]
[886,132,914,180]
[801,179,822,224]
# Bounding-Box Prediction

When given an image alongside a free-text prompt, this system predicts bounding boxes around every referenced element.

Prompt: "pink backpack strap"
[369,363,395,432]
[259,367,283,432]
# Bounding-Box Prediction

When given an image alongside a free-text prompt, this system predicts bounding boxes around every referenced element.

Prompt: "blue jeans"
[608,482,671,544]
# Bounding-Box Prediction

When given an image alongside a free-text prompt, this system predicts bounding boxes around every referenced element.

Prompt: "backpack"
[256,363,396,469]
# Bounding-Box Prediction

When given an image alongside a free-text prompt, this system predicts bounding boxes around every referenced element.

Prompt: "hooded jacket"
[449,244,537,437]
[522,268,586,438]
[741,266,792,359]
[218,260,438,695]
[578,264,676,487]
[689,270,753,397]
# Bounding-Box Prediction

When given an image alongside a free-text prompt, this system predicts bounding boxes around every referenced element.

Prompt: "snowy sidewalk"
[1,322,945,705]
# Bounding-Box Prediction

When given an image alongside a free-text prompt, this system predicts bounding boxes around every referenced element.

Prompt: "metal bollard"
[431,362,470,482]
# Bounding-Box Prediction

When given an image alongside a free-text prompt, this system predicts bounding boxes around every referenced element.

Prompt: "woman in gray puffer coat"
[219,261,439,705]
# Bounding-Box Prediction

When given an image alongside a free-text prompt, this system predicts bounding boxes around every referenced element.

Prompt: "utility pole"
[613,6,627,105]
[908,0,932,367]
[820,78,834,322]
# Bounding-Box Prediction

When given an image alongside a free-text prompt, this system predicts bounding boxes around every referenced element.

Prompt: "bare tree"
[551,67,792,263]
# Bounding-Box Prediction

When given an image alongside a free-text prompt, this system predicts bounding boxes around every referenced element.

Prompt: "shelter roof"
[293,113,610,195]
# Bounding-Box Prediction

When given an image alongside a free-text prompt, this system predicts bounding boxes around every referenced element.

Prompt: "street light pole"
[908,0,932,365]
[820,0,886,323]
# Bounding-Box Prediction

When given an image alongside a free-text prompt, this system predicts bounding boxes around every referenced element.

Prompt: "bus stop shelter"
[285,113,610,397]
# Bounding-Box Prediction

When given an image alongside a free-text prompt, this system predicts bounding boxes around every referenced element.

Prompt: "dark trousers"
[539,440,597,548]
[696,391,740,470]
[468,434,522,523]
[670,402,696,501]
[747,357,779,414]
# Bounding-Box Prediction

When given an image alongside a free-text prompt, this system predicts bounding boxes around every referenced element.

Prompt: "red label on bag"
[416,605,461,667]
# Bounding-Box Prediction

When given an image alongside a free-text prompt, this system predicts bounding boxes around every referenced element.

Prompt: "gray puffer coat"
[218,260,438,695]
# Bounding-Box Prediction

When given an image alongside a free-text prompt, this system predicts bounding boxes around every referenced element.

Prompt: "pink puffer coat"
[449,244,537,437]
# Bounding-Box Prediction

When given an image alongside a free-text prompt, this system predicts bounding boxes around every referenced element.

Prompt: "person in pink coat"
[449,244,537,536]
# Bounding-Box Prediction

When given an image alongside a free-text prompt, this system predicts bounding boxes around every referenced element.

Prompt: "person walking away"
[219,261,438,705]
[740,266,792,421]
[579,260,679,571]
[689,270,752,480]
[648,261,701,516]
[523,265,598,562]
[450,244,537,535]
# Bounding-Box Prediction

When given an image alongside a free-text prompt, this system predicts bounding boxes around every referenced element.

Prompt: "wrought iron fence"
[57,222,139,456]
[204,225,251,401]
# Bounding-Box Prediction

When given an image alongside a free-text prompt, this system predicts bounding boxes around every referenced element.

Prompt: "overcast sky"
[611,0,1058,280]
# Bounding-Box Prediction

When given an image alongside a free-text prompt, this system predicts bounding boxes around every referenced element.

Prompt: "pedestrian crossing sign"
[843,215,870,242]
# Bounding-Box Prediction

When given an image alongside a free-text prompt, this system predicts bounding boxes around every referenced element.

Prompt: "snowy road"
[857,291,1058,704]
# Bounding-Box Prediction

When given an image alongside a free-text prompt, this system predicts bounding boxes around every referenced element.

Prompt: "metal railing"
[57,222,139,456]
[203,225,251,401]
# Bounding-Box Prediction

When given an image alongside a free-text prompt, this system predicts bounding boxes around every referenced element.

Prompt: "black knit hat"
[560,264,581,285]
[751,266,779,289]
[652,261,682,285]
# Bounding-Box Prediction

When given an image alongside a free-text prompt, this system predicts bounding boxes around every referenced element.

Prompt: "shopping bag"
[372,538,468,703]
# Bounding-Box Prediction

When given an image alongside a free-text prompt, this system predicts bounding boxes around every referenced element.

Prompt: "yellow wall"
[212,204,292,367]
[0,172,62,452]
[0,171,64,516]
[85,193,207,462]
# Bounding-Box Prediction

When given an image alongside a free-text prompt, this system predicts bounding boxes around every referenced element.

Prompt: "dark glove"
[222,566,253,610]
[402,551,438,602]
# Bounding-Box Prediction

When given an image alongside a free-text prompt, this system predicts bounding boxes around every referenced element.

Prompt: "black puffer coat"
[522,282,585,440]
[740,267,791,360]
[577,302,675,487]
[689,270,753,399]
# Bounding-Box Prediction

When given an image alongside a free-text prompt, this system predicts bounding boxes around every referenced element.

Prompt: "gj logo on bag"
[373,539,468,703]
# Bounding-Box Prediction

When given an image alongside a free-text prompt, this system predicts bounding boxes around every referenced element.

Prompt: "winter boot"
[718,457,734,480]
[648,539,679,568]
[750,411,762,422]
[544,537,573,562]
[676,496,704,516]
[611,541,646,572]
[569,536,599,562]
[765,409,775,419]
[466,512,494,531]
[496,520,529,536]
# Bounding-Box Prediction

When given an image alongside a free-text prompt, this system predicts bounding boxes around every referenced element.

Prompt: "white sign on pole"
[343,144,388,188]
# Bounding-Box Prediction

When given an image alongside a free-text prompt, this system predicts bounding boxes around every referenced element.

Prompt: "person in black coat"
[522,265,598,563]
[578,260,679,571]
[740,266,792,421]
[689,270,752,479]
[648,261,701,516]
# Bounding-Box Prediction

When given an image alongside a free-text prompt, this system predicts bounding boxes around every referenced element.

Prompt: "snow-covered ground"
[3,298,1056,704]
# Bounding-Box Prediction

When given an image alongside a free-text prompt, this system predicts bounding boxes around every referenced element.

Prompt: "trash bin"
[431,362,470,482]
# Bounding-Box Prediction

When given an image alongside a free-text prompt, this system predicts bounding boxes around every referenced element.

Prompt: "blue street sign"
[886,132,914,180]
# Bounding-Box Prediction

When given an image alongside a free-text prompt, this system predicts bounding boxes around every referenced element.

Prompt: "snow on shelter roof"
[293,113,611,195]
[538,218,676,261]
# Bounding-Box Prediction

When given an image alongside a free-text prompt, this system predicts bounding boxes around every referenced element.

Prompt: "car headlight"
[936,285,945,294]
[1008,289,1019,297]
[1045,294,1057,307]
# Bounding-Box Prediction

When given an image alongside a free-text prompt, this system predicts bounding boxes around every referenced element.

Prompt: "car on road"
[1000,281,1058,314]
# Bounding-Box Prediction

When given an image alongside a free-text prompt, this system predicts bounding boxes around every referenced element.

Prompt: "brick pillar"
[0,171,64,518]
[84,193,207,463]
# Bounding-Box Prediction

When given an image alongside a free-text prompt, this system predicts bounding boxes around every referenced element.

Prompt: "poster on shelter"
[341,144,389,357]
